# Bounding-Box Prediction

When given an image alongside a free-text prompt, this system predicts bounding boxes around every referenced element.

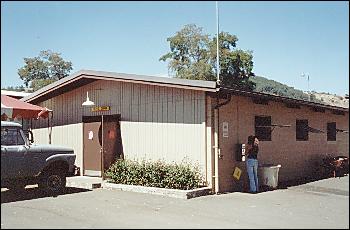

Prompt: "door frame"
[82,114,120,178]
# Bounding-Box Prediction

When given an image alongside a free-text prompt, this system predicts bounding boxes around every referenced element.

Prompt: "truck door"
[1,127,27,179]
[23,145,44,177]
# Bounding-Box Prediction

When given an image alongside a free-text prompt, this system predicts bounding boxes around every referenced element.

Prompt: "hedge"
[105,159,204,190]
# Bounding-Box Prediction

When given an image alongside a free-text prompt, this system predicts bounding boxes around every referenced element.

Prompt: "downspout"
[214,94,232,109]
[48,111,53,144]
[48,112,50,144]
[213,90,231,194]
[101,115,104,179]
[213,1,234,194]
[213,96,219,194]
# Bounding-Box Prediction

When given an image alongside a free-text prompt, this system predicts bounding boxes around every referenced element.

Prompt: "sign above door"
[91,106,110,112]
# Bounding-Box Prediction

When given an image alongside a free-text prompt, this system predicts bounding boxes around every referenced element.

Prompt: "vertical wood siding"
[32,123,83,169]
[32,79,207,175]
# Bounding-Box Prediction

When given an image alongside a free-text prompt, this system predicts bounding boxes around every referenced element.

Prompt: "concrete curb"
[66,177,102,190]
[102,181,212,199]
[66,181,101,190]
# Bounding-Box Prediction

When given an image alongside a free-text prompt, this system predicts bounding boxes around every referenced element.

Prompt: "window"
[1,127,25,146]
[255,116,271,141]
[327,122,336,141]
[296,120,308,141]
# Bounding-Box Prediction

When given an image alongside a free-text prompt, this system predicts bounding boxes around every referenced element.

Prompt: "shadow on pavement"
[220,174,348,196]
[278,174,349,190]
[1,186,92,204]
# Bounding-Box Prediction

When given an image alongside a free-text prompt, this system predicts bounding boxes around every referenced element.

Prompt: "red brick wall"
[216,95,349,192]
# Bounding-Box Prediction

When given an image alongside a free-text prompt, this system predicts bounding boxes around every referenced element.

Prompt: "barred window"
[327,122,336,141]
[296,119,308,141]
[255,116,271,141]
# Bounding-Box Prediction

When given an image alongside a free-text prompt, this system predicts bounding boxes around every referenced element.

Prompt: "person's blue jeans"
[246,158,259,193]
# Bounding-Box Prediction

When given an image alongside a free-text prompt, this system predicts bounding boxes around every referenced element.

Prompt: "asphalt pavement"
[1,175,349,229]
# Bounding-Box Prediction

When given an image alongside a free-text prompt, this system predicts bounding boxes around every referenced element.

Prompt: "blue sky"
[1,1,349,95]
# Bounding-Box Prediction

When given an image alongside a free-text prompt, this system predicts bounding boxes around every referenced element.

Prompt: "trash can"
[258,164,281,189]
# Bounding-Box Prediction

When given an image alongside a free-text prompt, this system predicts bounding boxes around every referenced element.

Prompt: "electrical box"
[236,143,246,162]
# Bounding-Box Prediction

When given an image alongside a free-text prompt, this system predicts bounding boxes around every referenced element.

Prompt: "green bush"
[105,159,204,190]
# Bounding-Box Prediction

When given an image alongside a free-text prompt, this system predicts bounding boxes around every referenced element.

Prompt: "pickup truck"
[1,121,76,193]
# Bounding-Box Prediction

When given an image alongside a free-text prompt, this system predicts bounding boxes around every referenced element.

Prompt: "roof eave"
[23,70,217,103]
[220,87,349,112]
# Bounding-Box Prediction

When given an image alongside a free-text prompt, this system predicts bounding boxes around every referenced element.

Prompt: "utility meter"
[236,143,246,162]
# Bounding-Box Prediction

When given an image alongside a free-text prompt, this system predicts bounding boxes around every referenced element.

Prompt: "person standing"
[246,135,260,193]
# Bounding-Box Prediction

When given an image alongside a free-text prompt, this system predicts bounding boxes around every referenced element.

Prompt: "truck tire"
[39,170,66,194]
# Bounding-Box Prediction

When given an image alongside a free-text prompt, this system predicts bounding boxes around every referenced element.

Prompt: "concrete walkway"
[66,175,350,199]
[2,175,348,228]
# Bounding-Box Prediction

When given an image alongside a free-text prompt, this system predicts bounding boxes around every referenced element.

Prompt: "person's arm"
[245,144,252,157]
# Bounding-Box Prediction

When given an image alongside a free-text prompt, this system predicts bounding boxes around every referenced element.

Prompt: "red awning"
[1,94,51,119]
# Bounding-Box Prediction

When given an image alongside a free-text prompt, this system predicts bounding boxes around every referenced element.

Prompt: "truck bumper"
[67,166,80,177]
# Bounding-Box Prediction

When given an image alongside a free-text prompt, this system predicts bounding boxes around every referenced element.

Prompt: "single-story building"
[22,69,349,193]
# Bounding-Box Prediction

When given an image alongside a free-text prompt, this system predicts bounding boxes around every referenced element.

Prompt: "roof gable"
[22,70,217,103]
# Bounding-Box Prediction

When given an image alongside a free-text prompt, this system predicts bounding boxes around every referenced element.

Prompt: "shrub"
[105,159,204,190]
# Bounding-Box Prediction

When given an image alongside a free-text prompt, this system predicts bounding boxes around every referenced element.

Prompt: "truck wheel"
[39,171,66,194]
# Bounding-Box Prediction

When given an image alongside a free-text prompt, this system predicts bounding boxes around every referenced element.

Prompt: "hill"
[312,92,349,108]
[251,76,349,108]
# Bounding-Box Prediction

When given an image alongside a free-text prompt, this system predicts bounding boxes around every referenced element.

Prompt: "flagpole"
[214,0,220,194]
[216,1,220,85]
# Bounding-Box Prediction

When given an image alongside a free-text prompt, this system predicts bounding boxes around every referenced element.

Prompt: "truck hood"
[30,144,74,153]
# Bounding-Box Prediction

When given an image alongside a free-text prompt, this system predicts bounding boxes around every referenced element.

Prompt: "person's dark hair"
[247,135,255,145]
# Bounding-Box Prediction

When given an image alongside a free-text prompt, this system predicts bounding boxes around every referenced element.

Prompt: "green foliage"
[30,79,57,92]
[105,159,204,190]
[251,75,323,103]
[18,50,73,89]
[159,24,214,81]
[160,24,255,90]
[209,33,255,90]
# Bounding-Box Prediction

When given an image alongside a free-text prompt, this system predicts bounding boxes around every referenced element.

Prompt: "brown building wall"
[216,95,349,193]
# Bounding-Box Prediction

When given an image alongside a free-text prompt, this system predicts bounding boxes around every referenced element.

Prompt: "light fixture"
[82,91,95,107]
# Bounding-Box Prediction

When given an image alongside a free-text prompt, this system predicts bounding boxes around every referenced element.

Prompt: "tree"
[160,24,255,90]
[159,24,214,81]
[30,79,57,92]
[18,50,73,91]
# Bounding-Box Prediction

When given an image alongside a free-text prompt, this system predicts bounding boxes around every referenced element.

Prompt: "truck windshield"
[1,127,26,146]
